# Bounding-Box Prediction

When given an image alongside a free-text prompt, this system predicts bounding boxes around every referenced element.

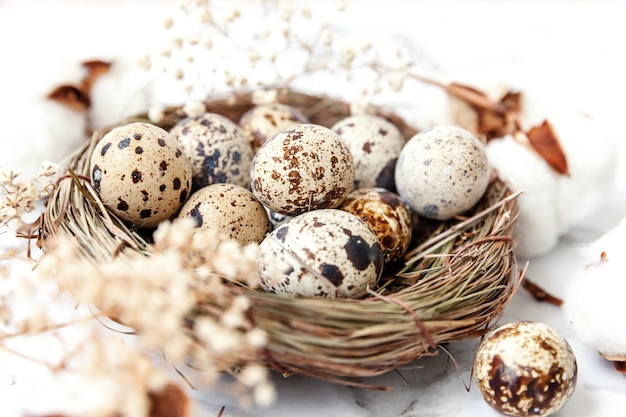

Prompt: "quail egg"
[474,321,577,417]
[332,114,405,191]
[169,112,254,190]
[178,183,270,245]
[395,125,491,220]
[90,122,192,229]
[340,188,412,263]
[239,103,309,150]
[258,209,383,298]
[250,124,354,216]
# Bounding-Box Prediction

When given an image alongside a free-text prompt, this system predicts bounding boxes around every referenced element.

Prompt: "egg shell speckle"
[395,125,491,220]
[169,112,254,190]
[250,123,355,216]
[340,187,413,263]
[332,114,405,191]
[474,321,577,417]
[239,103,309,150]
[258,209,383,298]
[90,122,192,229]
[178,183,270,245]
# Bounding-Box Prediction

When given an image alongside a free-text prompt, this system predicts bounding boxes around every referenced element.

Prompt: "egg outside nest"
[473,321,577,417]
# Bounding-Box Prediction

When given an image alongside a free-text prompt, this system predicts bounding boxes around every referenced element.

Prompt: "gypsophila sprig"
[0,161,57,228]
[35,216,272,405]
[141,0,419,106]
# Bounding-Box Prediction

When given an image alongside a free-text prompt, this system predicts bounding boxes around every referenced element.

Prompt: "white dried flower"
[387,70,407,92]
[251,89,279,105]
[182,100,206,117]
[340,47,356,68]
[147,105,165,123]
[320,28,333,46]
[350,98,374,116]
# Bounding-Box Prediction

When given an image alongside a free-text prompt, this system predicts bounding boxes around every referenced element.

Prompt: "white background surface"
[1,1,626,416]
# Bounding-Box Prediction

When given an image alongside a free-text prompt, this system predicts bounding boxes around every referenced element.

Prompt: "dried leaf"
[46,85,90,111]
[149,383,190,417]
[46,60,111,111]
[526,119,570,176]
[82,60,112,91]
[411,73,523,140]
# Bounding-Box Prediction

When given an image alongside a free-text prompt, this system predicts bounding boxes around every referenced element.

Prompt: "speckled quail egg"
[178,183,270,245]
[332,114,405,191]
[474,321,577,417]
[395,125,491,220]
[90,122,192,229]
[239,103,309,150]
[340,188,412,263]
[169,112,254,190]
[250,124,355,216]
[258,209,383,298]
[264,207,293,230]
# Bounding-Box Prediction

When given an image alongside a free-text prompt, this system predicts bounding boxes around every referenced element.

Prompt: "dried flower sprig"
[140,0,418,109]
[0,161,58,229]
[35,216,274,404]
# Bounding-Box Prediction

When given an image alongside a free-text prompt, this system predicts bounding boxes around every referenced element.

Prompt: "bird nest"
[37,90,522,388]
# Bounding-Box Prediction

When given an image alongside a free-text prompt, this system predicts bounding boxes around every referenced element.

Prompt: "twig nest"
[239,103,309,150]
[331,114,405,191]
[474,321,577,417]
[90,122,192,228]
[257,209,383,298]
[395,125,491,220]
[177,183,270,245]
[339,187,412,263]
[169,112,254,190]
[250,124,354,216]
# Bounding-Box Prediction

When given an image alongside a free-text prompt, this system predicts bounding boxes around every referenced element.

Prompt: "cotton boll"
[89,58,153,130]
[563,217,626,357]
[487,135,560,259]
[549,112,619,235]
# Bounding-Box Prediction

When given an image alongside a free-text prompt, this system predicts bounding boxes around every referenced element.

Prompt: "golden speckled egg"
[169,112,254,190]
[250,124,354,216]
[395,125,491,220]
[474,321,577,417]
[178,183,270,245]
[340,188,413,263]
[239,103,309,150]
[332,114,405,191]
[258,209,383,298]
[90,122,192,229]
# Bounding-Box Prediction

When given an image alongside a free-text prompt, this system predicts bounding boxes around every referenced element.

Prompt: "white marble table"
[1,1,625,416]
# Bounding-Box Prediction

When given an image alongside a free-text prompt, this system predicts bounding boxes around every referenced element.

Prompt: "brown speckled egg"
[340,188,412,263]
[178,183,270,245]
[239,103,309,150]
[258,209,383,298]
[332,114,405,191]
[474,321,577,417]
[395,125,491,220]
[90,122,192,229]
[250,124,354,216]
[169,112,254,190]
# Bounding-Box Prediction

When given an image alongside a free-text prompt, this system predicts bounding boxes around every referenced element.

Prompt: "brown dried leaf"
[526,119,570,176]
[46,60,111,111]
[82,60,112,91]
[46,85,90,111]
[149,383,190,417]
[440,81,522,140]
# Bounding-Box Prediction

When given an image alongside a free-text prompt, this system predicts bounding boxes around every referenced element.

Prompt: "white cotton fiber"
[486,111,619,259]
[487,135,560,259]
[563,217,626,356]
